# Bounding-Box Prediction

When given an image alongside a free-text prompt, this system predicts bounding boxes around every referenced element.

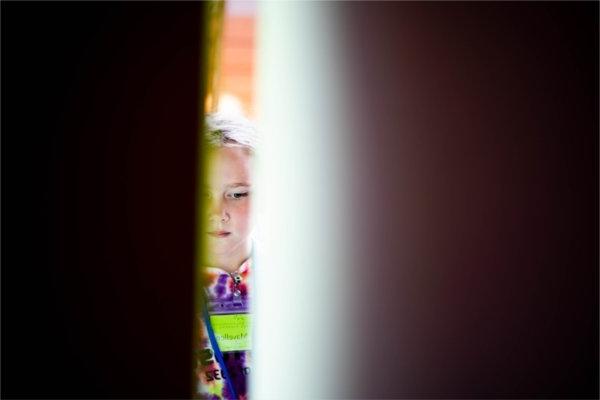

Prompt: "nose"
[208,198,230,224]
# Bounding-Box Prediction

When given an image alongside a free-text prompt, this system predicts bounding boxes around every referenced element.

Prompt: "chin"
[208,244,233,256]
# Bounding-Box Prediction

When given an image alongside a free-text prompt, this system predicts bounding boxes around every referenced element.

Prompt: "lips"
[208,231,231,238]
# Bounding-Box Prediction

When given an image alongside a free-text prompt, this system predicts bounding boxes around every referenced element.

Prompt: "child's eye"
[228,192,249,200]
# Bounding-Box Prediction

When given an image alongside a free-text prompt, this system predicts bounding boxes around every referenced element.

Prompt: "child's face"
[204,146,253,265]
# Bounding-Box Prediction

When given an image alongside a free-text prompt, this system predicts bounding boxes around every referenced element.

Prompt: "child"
[196,112,257,400]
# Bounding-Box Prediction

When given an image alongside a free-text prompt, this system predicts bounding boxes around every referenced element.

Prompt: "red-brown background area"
[340,3,598,398]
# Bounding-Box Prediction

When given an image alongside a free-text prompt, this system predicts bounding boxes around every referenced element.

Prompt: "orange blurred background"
[218,1,256,118]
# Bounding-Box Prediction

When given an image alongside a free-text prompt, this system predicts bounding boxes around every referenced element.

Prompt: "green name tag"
[210,313,251,352]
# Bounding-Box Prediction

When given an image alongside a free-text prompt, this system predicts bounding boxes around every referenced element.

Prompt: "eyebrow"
[227,183,251,188]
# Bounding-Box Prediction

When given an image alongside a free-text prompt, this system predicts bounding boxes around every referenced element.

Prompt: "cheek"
[231,202,251,234]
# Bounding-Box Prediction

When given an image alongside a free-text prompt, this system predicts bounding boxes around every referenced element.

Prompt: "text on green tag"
[210,313,251,352]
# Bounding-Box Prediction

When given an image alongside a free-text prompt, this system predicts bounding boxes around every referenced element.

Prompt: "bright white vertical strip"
[252,2,350,399]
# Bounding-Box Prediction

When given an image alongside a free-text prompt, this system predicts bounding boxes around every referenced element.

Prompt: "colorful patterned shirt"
[196,259,251,399]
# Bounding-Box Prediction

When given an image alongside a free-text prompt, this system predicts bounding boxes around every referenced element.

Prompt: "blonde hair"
[204,112,258,152]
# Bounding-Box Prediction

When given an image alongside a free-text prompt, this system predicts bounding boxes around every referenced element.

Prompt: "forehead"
[207,146,253,187]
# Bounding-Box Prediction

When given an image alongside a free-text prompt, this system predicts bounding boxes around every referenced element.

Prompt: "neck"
[207,243,251,274]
